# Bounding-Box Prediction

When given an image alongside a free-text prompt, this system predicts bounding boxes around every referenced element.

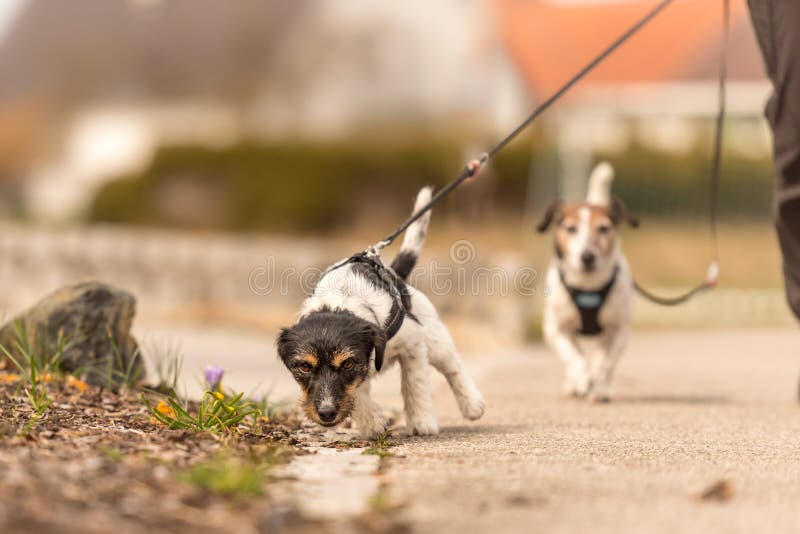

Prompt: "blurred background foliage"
[90,138,773,233]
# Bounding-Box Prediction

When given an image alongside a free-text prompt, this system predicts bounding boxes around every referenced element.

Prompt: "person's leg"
[749,0,800,320]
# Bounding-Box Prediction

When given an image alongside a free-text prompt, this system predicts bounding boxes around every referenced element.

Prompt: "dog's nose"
[317,406,338,423]
[581,251,596,269]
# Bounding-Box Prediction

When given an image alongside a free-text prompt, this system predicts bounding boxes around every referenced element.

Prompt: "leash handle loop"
[634,0,728,306]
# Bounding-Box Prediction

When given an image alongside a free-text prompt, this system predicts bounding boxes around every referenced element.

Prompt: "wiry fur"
[278,187,485,437]
[537,162,638,402]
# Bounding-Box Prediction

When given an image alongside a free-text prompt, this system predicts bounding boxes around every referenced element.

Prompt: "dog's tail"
[586,161,614,207]
[391,186,433,281]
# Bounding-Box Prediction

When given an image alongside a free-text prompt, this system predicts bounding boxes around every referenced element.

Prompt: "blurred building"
[495,0,770,198]
[252,0,525,140]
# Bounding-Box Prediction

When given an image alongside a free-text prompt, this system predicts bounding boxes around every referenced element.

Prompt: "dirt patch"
[0,372,317,533]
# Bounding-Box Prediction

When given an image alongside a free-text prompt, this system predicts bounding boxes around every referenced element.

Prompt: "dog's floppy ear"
[363,323,387,372]
[536,200,563,233]
[276,327,297,362]
[610,197,640,228]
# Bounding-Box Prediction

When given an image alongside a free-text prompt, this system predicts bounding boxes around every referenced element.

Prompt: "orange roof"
[494,0,765,98]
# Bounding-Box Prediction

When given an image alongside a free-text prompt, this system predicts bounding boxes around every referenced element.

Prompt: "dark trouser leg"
[749,0,800,320]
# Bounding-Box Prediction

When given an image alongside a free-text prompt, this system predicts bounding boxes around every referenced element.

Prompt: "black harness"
[332,252,416,341]
[559,266,619,336]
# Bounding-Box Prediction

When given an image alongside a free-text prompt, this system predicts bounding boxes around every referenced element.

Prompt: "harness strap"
[560,266,619,336]
[383,300,405,341]
[336,252,414,341]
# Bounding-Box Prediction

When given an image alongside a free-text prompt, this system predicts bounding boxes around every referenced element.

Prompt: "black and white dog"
[278,188,486,437]
[537,163,639,402]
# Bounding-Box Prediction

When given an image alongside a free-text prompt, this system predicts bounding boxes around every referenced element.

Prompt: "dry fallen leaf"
[699,479,735,502]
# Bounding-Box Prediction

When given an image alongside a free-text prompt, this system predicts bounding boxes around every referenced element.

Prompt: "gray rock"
[0,282,144,389]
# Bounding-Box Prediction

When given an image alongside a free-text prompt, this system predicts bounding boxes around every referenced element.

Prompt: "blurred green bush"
[90,143,457,232]
[89,139,774,232]
[600,144,774,219]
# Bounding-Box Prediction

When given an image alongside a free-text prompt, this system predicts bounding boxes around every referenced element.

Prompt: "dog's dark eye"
[565,225,578,234]
[341,360,354,370]
[297,363,313,373]
[597,225,611,235]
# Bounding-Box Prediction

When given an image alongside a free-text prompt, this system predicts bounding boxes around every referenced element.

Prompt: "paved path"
[387,328,800,534]
[143,324,800,532]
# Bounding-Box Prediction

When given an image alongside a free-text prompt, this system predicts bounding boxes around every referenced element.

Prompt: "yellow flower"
[67,375,90,393]
[0,373,21,385]
[156,400,176,418]
[210,391,225,401]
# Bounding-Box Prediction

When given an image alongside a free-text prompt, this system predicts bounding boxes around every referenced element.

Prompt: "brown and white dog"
[537,162,639,402]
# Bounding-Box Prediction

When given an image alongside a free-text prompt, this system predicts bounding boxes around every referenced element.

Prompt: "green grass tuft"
[100,446,125,462]
[0,321,71,433]
[362,432,395,458]
[142,389,261,433]
[178,447,290,499]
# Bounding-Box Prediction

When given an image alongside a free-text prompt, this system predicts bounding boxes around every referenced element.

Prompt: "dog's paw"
[406,415,440,437]
[459,394,486,421]
[562,378,578,397]
[588,382,611,403]
[357,414,389,440]
[565,364,592,397]
[589,393,611,404]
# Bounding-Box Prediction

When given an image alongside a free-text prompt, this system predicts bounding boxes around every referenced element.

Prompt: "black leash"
[633,0,728,306]
[370,0,679,255]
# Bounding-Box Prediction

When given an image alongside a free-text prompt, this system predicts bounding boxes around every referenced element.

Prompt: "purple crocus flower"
[204,365,224,391]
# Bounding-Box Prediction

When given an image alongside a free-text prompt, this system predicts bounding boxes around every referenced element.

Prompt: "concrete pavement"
[388,328,800,534]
